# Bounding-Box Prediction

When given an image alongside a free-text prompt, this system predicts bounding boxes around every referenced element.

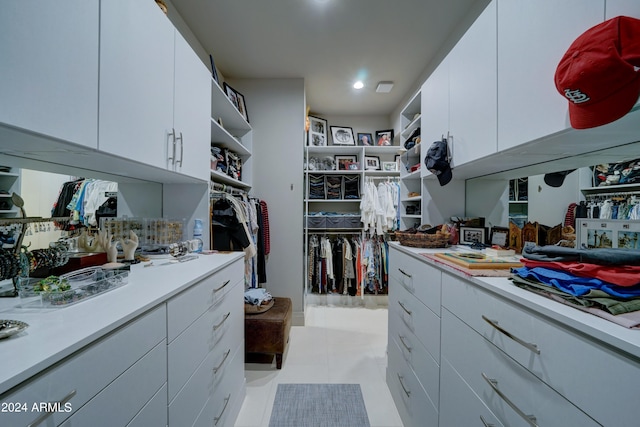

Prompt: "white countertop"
[390,242,640,360]
[0,252,244,396]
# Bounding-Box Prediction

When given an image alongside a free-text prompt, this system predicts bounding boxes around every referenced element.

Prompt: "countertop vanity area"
[0,253,245,427]
[387,242,640,427]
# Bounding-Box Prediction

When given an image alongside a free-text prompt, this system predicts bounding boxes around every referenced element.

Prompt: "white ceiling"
[170,0,489,116]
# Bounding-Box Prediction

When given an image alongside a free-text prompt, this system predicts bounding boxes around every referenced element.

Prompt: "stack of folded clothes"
[511,245,640,328]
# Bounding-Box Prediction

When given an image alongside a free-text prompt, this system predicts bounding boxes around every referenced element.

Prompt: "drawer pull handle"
[214,394,231,425]
[398,334,412,353]
[397,374,411,397]
[213,279,231,293]
[398,268,412,278]
[213,349,231,374]
[398,301,412,316]
[481,373,538,427]
[480,415,495,427]
[27,389,77,427]
[213,312,231,331]
[482,315,540,355]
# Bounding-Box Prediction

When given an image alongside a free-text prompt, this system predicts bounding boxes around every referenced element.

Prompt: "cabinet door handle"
[398,301,412,316]
[397,374,411,397]
[480,415,495,427]
[213,312,231,331]
[27,389,77,427]
[398,268,412,278]
[481,373,538,427]
[176,131,184,167]
[213,279,231,293]
[481,315,540,354]
[214,394,231,425]
[398,334,412,353]
[213,349,231,374]
[168,128,177,166]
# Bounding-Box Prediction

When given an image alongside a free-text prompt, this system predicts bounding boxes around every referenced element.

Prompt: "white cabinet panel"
[126,384,168,427]
[389,249,441,316]
[497,0,604,150]
[606,0,640,18]
[420,59,449,172]
[448,0,497,167]
[0,0,98,148]
[99,0,174,169]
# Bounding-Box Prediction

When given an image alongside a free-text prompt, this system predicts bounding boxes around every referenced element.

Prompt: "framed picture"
[490,226,510,247]
[330,126,356,145]
[357,133,374,146]
[375,129,395,146]
[364,156,380,170]
[348,162,360,170]
[223,82,239,109]
[209,54,220,87]
[382,161,398,172]
[459,226,487,245]
[335,155,357,171]
[223,82,249,122]
[308,116,328,146]
[235,91,249,123]
[577,219,640,249]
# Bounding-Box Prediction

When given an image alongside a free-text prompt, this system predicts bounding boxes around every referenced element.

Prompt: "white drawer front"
[60,340,166,427]
[389,276,440,362]
[440,358,505,427]
[390,247,441,316]
[386,338,439,427]
[442,309,600,427]
[167,258,243,342]
[0,306,165,426]
[388,308,439,407]
[168,279,243,402]
[126,384,168,427]
[442,272,640,426]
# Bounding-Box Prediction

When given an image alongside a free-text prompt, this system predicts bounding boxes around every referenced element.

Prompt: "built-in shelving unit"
[398,91,422,230]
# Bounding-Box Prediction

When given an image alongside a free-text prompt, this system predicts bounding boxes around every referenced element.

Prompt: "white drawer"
[168,279,243,402]
[0,305,166,426]
[440,358,505,427]
[126,384,168,427]
[389,276,440,363]
[386,338,439,427]
[442,272,640,426]
[169,342,243,427]
[388,308,439,407]
[60,340,166,427]
[167,258,243,342]
[442,309,600,427]
[390,247,441,316]
[193,346,246,427]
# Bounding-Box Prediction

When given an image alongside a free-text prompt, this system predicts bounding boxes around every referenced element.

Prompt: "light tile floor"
[235,304,403,427]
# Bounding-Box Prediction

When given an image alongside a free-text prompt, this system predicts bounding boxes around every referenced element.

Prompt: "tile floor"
[235,304,403,427]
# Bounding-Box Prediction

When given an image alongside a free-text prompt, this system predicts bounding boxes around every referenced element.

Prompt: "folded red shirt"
[521,259,640,287]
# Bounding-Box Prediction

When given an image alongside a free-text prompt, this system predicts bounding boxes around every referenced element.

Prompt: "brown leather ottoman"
[245,297,292,369]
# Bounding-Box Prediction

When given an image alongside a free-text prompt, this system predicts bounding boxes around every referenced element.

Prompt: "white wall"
[527,168,591,226]
[465,177,509,227]
[230,78,306,325]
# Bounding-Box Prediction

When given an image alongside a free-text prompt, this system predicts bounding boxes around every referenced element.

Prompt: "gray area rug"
[269,383,371,427]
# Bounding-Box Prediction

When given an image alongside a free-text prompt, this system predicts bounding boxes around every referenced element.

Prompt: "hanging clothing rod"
[585,190,640,200]
[209,181,247,196]
[365,176,400,182]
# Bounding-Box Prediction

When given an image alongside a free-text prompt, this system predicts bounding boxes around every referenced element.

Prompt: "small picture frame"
[223,82,239,109]
[330,126,356,146]
[308,116,328,146]
[490,226,509,247]
[209,54,220,87]
[235,91,249,123]
[348,162,360,170]
[382,161,398,172]
[364,156,381,170]
[375,129,395,146]
[335,155,357,171]
[357,133,374,146]
[459,226,487,245]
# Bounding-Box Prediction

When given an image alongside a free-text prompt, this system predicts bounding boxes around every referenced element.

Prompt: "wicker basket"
[395,231,449,248]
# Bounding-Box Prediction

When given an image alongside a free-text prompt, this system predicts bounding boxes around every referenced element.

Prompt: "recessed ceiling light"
[376,81,394,93]
[353,81,364,89]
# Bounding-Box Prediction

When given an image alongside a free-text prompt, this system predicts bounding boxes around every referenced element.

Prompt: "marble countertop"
[0,252,244,396]
[390,242,640,359]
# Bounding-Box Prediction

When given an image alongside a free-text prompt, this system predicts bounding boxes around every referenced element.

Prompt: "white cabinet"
[99,0,211,181]
[606,0,640,19]
[497,0,604,151]
[420,59,449,157]
[0,0,99,149]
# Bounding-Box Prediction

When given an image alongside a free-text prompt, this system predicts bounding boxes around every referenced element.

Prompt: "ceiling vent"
[376,81,394,93]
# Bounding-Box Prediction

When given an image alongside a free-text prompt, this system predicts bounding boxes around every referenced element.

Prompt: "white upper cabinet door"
[99,0,174,170]
[606,0,640,18]
[173,32,212,181]
[497,0,605,151]
[420,57,449,178]
[0,0,99,148]
[448,1,497,167]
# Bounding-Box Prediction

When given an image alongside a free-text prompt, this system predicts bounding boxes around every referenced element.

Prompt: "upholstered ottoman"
[245,297,292,369]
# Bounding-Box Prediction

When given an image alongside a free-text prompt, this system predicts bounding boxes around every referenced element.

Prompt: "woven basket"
[395,231,449,248]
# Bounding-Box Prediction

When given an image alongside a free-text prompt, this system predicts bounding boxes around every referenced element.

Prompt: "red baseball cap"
[554,16,640,129]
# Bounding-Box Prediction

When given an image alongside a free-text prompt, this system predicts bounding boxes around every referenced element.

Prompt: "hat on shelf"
[425,139,452,186]
[554,16,640,129]
[544,169,576,188]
